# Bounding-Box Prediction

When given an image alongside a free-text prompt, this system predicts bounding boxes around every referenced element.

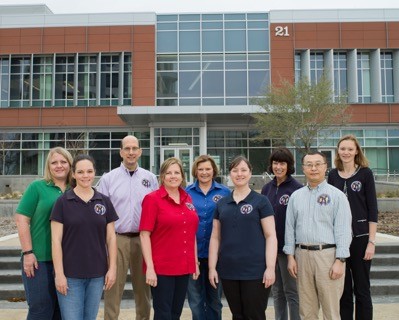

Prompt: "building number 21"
[275,26,289,37]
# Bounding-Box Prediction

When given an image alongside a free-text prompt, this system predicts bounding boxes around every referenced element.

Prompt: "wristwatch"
[368,239,376,245]
[336,257,346,263]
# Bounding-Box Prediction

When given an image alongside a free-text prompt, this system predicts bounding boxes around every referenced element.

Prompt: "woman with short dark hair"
[261,148,302,320]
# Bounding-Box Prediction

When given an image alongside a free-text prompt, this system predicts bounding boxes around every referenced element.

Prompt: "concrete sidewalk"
[2,232,399,320]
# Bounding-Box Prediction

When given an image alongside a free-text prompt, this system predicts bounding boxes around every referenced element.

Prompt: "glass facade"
[156,13,270,106]
[0,53,132,108]
[0,131,150,176]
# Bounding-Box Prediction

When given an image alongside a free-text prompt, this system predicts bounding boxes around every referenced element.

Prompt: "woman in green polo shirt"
[15,147,73,320]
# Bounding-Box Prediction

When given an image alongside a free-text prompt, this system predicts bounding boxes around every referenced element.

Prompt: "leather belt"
[116,232,140,237]
[296,244,336,251]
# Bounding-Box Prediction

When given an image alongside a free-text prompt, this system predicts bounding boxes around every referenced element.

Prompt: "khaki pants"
[104,235,151,320]
[296,247,345,320]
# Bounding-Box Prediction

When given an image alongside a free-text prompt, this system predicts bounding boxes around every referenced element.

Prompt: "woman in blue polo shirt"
[186,155,230,320]
[209,156,277,320]
[50,154,118,320]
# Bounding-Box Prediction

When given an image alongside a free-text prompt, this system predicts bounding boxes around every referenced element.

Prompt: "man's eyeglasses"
[122,147,140,152]
[302,162,326,169]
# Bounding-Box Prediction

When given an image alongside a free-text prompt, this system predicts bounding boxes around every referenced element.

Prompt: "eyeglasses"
[302,162,326,169]
[122,147,140,152]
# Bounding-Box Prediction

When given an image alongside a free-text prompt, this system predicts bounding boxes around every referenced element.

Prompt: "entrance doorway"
[161,146,193,184]
[319,149,335,171]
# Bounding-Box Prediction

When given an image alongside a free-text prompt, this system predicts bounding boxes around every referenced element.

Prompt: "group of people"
[14,133,377,320]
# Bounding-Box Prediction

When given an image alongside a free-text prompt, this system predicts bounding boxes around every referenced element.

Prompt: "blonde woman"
[328,135,378,320]
[15,147,73,319]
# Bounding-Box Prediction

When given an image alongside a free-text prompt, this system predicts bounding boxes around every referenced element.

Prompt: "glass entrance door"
[320,149,335,171]
[161,147,193,184]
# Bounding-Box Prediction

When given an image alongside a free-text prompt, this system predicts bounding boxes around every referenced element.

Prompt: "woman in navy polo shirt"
[50,154,118,320]
[209,156,277,320]
[140,157,200,320]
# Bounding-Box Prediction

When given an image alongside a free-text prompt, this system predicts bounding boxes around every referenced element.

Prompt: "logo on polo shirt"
[240,204,253,214]
[351,181,362,192]
[142,179,151,188]
[94,204,106,215]
[317,194,331,206]
[186,202,195,211]
[279,194,290,206]
[213,194,223,203]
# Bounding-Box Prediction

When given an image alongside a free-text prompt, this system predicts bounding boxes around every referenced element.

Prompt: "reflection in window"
[310,52,324,85]
[381,51,394,103]
[10,56,31,107]
[32,56,53,107]
[334,52,347,102]
[0,57,10,107]
[357,52,371,103]
[100,54,119,106]
[55,56,75,107]
[78,55,97,107]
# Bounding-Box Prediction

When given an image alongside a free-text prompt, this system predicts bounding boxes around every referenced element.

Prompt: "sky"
[1,0,399,14]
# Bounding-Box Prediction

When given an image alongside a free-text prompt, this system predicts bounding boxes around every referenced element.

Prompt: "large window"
[0,53,132,108]
[156,12,269,106]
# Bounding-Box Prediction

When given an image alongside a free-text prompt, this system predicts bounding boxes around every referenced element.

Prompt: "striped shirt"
[96,163,158,233]
[283,180,352,258]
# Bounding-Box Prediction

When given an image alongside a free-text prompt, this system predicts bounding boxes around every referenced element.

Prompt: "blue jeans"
[57,276,104,320]
[272,254,300,320]
[187,258,222,320]
[21,260,61,320]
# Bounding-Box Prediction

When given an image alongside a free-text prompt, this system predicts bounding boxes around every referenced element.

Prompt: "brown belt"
[116,232,140,237]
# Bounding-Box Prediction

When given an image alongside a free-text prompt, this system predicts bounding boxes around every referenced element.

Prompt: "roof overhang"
[117,105,264,127]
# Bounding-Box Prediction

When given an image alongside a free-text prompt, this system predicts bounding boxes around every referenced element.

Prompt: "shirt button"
[183,221,186,224]
[184,241,187,244]
[184,231,186,233]
[184,251,186,253]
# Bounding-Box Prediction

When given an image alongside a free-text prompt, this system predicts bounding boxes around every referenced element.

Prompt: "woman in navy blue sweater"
[261,148,302,320]
[328,135,378,320]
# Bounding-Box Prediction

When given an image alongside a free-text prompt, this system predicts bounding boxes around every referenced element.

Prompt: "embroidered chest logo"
[213,194,223,203]
[317,194,331,206]
[94,204,106,215]
[351,181,362,192]
[240,204,253,214]
[142,179,150,188]
[185,202,196,211]
[279,194,290,206]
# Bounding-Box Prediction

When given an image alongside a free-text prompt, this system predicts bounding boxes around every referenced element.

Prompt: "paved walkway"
[1,233,399,319]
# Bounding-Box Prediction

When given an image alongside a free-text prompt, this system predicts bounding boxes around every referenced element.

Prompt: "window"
[55,56,75,107]
[10,56,31,107]
[381,51,394,103]
[333,52,347,102]
[357,52,371,103]
[100,54,119,106]
[77,55,97,106]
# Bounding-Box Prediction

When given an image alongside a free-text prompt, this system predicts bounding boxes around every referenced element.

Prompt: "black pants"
[151,274,189,320]
[221,278,271,320]
[340,236,373,320]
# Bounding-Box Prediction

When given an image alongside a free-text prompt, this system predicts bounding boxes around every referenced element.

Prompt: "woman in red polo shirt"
[140,157,200,320]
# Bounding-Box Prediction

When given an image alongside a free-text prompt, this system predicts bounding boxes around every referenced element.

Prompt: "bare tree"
[252,76,351,155]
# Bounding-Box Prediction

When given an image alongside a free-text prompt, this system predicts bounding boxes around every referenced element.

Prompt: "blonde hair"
[334,135,369,171]
[43,147,73,184]
[159,157,186,188]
